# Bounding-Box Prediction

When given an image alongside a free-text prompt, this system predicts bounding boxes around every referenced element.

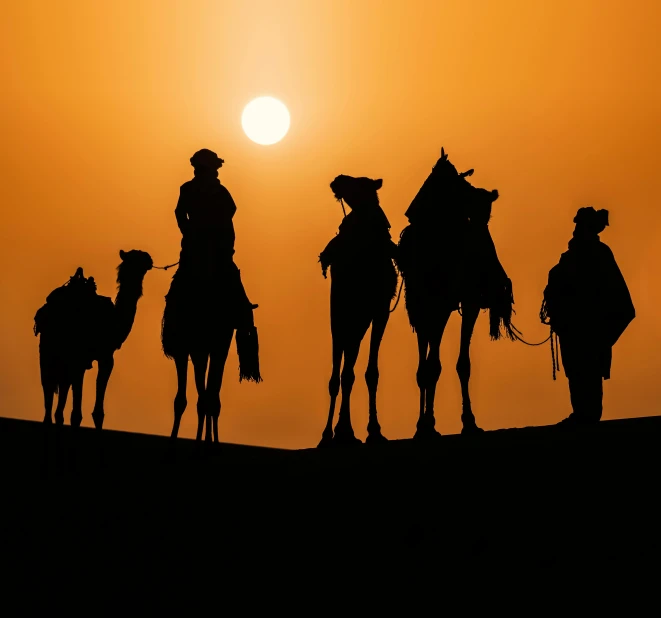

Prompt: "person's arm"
[220,185,238,219]
[607,260,635,346]
[175,187,189,235]
[601,246,635,346]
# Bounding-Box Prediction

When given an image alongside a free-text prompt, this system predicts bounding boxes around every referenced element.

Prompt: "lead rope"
[509,324,559,381]
[537,298,561,380]
[153,261,179,270]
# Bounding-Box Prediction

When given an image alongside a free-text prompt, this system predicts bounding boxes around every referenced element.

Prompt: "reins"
[509,299,561,380]
[153,261,179,271]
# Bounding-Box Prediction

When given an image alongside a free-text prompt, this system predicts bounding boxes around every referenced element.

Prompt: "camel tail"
[38,350,60,397]
[237,326,262,383]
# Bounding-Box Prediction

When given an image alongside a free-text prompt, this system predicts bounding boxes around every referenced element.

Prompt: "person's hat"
[574,206,609,233]
[190,149,224,170]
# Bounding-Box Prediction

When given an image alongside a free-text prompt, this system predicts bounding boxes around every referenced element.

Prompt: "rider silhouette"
[172,149,255,325]
[176,149,236,274]
[542,207,635,426]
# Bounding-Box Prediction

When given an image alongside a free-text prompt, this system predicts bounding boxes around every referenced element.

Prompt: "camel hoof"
[91,412,104,430]
[414,426,442,441]
[365,432,388,445]
[43,415,52,425]
[317,432,334,448]
[54,413,64,426]
[461,423,485,436]
[332,432,362,447]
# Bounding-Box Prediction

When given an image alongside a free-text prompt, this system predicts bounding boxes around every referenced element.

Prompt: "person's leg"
[585,375,603,422]
[567,376,588,421]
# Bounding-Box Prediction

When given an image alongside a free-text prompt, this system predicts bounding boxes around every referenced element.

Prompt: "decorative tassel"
[236,326,262,383]
[489,278,516,341]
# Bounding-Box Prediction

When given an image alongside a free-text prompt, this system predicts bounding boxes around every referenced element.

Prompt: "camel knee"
[174,393,187,418]
[329,373,341,398]
[427,358,442,384]
[365,366,379,391]
[416,365,426,389]
[206,394,221,419]
[341,368,355,391]
[196,394,206,418]
[456,357,471,381]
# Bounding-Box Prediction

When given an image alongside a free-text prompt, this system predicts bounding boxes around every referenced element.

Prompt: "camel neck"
[113,275,145,349]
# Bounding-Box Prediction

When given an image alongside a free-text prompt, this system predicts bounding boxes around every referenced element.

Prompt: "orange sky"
[2,1,661,448]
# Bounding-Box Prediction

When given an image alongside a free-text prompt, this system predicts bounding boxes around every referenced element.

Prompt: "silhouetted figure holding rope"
[542,207,634,426]
[162,149,261,443]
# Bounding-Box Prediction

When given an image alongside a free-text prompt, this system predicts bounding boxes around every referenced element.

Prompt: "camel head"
[330,175,382,212]
[117,249,153,287]
[405,148,499,225]
[467,187,499,226]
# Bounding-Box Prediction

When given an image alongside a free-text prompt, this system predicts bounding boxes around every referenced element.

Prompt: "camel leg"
[415,332,429,431]
[457,303,484,435]
[205,328,234,444]
[70,368,85,428]
[171,354,189,440]
[92,355,114,430]
[40,359,56,425]
[319,336,343,448]
[365,309,390,444]
[54,379,70,426]
[415,310,451,440]
[190,352,209,442]
[333,324,369,446]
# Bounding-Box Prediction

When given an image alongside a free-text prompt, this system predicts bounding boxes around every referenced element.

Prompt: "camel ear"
[374,179,383,190]
[119,250,126,260]
[441,147,447,160]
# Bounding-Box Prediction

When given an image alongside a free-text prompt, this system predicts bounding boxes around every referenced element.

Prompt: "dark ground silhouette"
[163,149,261,444]
[542,207,635,426]
[398,148,514,439]
[317,175,398,446]
[34,250,153,429]
[2,415,659,604]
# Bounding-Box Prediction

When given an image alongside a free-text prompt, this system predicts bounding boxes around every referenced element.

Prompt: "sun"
[241,97,290,146]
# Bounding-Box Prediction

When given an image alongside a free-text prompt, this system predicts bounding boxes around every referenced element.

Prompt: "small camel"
[398,149,514,438]
[162,261,261,443]
[34,250,153,429]
[318,175,398,447]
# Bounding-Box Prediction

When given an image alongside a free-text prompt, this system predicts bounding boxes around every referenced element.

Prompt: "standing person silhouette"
[542,207,635,426]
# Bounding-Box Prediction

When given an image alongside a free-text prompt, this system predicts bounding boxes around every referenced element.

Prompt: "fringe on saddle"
[236,326,262,383]
[487,277,516,341]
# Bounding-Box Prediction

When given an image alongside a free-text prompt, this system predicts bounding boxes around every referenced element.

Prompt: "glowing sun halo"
[241,97,290,145]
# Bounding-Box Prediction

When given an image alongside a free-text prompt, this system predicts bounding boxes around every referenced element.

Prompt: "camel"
[317,175,399,447]
[34,250,154,429]
[162,260,261,443]
[397,149,514,438]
